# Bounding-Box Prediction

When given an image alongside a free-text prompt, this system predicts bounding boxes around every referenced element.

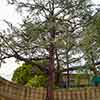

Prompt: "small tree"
[12,62,47,87]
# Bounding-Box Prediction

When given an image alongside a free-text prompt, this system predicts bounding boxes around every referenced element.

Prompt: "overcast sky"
[0,0,100,80]
[0,0,23,80]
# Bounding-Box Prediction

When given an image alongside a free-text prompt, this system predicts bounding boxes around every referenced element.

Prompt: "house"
[60,73,91,88]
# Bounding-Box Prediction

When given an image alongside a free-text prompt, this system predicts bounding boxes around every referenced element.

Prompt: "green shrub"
[26,75,47,87]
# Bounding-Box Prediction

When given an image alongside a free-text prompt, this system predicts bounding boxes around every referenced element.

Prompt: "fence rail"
[0,77,100,100]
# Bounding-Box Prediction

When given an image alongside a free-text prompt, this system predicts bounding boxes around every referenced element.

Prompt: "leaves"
[12,61,48,87]
[12,63,33,84]
[26,75,47,87]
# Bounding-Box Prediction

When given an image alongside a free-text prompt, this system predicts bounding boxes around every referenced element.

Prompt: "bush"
[26,75,47,87]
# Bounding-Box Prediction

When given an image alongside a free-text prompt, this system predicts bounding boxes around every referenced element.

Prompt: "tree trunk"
[67,62,70,87]
[46,44,55,100]
[90,53,98,75]
[46,7,55,99]
[66,50,70,88]
[55,48,60,86]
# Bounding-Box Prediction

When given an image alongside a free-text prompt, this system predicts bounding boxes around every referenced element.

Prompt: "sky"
[0,0,100,80]
[0,0,23,80]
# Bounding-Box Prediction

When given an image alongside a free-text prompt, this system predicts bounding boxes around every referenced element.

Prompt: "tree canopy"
[0,0,96,69]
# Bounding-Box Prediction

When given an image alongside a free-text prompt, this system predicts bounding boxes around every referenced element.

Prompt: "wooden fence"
[0,76,100,100]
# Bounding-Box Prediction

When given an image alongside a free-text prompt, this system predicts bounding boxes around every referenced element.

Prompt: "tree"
[12,62,47,87]
[1,0,95,99]
[80,12,100,75]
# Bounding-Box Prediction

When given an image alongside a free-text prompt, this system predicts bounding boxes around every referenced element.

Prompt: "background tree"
[80,12,100,75]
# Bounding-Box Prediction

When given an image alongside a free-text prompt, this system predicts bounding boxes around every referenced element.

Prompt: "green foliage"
[12,62,48,87]
[79,13,100,69]
[26,75,47,87]
[12,63,33,84]
[22,21,47,41]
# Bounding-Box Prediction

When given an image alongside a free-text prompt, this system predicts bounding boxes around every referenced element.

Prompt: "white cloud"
[92,0,100,4]
[0,0,22,30]
[0,58,23,80]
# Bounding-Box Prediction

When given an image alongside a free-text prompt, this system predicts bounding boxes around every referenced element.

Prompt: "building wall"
[62,74,90,86]
[0,77,100,100]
